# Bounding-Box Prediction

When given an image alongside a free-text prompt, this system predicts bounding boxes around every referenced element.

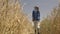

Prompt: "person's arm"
[32,11,35,21]
[38,11,40,20]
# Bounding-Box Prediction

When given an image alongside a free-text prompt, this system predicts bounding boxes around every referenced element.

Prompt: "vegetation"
[0,0,34,34]
[0,0,60,34]
[40,3,60,34]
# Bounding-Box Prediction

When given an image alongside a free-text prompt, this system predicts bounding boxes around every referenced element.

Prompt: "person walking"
[32,6,40,34]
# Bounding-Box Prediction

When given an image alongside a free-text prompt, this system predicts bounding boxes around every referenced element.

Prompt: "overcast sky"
[20,0,59,21]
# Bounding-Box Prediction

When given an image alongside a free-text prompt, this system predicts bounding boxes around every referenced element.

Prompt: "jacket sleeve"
[38,11,40,20]
[32,11,35,21]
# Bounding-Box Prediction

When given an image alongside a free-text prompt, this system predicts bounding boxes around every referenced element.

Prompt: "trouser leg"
[34,21,38,34]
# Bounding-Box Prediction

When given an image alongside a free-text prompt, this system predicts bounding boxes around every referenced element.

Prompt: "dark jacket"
[32,10,40,21]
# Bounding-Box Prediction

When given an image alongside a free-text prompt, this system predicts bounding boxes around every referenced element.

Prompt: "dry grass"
[0,0,34,34]
[40,5,60,34]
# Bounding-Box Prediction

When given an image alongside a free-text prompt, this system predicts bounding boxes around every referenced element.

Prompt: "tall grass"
[40,3,60,34]
[0,0,34,34]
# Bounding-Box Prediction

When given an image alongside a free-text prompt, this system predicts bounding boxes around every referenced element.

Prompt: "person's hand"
[32,19,34,21]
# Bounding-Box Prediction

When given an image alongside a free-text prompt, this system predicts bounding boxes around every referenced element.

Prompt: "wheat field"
[40,4,60,34]
[0,0,60,34]
[0,0,34,34]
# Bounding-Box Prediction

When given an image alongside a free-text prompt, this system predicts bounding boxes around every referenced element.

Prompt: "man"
[32,6,40,34]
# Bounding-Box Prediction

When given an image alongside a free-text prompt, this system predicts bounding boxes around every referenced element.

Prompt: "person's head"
[34,6,39,11]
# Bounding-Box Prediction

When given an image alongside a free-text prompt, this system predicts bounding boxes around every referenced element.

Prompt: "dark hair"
[34,6,39,10]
